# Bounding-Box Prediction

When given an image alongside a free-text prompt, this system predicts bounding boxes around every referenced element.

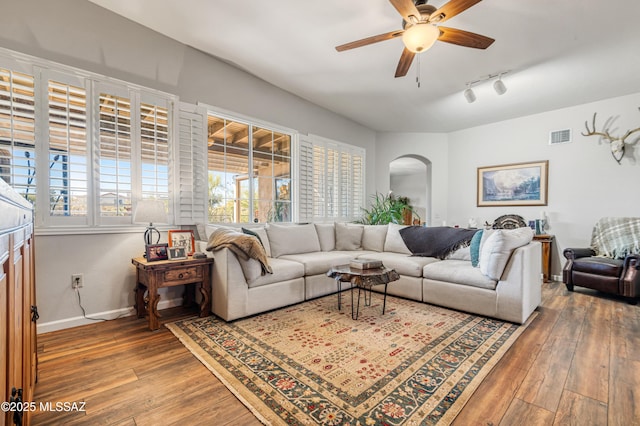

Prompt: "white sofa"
[196,222,542,324]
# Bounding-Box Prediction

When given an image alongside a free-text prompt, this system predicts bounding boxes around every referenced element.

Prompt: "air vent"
[549,129,572,145]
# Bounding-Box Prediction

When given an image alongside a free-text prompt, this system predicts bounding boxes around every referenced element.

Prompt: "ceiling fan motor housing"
[402,3,437,28]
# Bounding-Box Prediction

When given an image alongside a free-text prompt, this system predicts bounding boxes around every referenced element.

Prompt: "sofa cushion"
[266,223,321,257]
[362,225,388,252]
[447,245,471,261]
[572,257,624,277]
[423,260,498,290]
[479,228,534,280]
[280,252,355,276]
[314,223,336,251]
[246,257,305,288]
[335,223,364,250]
[356,252,437,277]
[384,223,411,254]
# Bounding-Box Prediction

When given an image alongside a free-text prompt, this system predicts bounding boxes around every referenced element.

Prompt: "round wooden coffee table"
[327,265,400,319]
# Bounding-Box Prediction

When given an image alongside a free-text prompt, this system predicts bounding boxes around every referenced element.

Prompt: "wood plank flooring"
[31,282,639,425]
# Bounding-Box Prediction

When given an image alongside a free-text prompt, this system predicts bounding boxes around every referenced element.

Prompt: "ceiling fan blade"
[389,0,422,24]
[438,27,494,49]
[395,48,415,78]
[429,0,482,24]
[336,30,404,52]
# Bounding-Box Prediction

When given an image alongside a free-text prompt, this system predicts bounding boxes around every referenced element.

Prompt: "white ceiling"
[88,0,640,133]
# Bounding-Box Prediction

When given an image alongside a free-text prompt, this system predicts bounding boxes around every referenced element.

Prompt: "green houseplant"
[357,193,418,225]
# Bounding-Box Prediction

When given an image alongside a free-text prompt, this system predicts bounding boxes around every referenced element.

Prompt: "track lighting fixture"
[463,71,509,103]
[464,84,476,103]
[493,74,507,95]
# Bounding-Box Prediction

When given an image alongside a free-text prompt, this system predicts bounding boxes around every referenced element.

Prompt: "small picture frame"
[168,246,187,260]
[145,243,168,262]
[168,230,196,255]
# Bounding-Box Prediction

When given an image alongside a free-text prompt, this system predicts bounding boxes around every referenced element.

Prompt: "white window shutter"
[298,134,314,223]
[175,102,207,225]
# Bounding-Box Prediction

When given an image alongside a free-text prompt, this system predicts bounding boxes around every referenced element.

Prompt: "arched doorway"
[389,155,431,225]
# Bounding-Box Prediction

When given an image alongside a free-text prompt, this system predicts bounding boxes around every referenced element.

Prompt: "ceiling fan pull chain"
[416,54,421,88]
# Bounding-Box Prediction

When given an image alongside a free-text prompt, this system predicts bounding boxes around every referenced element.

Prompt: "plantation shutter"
[297,134,314,223]
[0,67,36,204]
[44,70,90,226]
[175,102,207,225]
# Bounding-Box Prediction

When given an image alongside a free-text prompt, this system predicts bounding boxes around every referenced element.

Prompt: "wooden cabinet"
[132,256,213,331]
[1,180,37,426]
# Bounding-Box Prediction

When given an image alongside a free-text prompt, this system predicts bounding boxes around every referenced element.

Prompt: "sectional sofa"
[196,222,542,324]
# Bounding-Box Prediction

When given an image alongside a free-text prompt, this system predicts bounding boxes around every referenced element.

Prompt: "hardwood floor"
[31,282,639,425]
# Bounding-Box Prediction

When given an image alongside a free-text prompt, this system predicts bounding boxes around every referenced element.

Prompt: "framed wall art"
[168,230,195,255]
[477,160,548,207]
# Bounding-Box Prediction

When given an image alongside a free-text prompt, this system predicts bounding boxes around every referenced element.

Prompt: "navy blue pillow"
[470,230,483,267]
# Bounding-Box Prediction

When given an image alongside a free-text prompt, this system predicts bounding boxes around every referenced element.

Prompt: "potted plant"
[357,193,419,225]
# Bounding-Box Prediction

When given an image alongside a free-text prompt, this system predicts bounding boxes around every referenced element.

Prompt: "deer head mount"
[582,108,640,164]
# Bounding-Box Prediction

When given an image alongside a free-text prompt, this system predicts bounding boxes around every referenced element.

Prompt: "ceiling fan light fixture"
[402,23,439,53]
[464,85,476,103]
[493,77,507,95]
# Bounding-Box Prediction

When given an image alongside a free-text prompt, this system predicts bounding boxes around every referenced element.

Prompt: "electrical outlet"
[71,273,84,289]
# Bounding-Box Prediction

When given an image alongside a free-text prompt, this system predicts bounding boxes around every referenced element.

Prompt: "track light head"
[464,86,476,103]
[493,77,507,95]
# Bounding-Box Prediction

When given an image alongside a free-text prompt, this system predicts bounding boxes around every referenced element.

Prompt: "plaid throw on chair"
[591,217,640,259]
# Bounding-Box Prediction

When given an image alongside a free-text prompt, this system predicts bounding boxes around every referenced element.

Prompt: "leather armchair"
[563,248,640,301]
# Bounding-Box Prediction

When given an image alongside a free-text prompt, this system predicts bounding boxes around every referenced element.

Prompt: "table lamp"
[133,200,167,245]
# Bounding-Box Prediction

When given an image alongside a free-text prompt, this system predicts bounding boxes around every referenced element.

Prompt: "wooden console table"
[533,234,554,283]
[132,256,213,330]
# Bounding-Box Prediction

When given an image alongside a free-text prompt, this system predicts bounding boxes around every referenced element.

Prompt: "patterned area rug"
[167,294,534,425]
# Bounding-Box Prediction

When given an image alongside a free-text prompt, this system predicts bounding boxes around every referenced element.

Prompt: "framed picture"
[477,160,548,207]
[168,230,195,255]
[145,243,168,262]
[168,246,188,260]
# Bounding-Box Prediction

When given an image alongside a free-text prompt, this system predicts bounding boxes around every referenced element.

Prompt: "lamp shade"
[402,23,439,53]
[133,200,167,225]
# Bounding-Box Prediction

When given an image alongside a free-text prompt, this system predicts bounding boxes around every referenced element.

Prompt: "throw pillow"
[470,230,483,267]
[335,222,364,251]
[361,225,388,252]
[266,223,321,257]
[314,223,336,251]
[383,223,411,254]
[479,227,534,280]
[240,226,271,257]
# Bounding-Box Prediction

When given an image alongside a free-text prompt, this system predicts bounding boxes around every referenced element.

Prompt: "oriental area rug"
[167,294,534,425]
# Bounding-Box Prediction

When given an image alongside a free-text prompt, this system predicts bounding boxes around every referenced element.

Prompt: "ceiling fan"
[335,0,494,78]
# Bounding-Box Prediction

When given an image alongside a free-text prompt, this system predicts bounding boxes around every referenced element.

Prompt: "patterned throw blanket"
[591,217,640,259]
[400,226,478,259]
[206,228,273,275]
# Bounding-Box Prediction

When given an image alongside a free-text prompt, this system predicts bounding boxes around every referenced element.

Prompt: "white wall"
[447,92,640,277]
[0,0,376,331]
[376,133,449,226]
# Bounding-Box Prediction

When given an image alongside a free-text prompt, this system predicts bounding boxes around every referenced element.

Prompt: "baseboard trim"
[37,297,184,334]
[551,274,562,282]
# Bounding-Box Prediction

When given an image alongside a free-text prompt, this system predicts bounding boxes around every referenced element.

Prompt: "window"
[0,68,36,204]
[299,134,365,223]
[47,79,88,217]
[0,48,176,231]
[206,112,292,223]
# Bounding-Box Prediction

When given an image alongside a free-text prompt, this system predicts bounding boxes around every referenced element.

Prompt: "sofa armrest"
[621,254,640,298]
[563,248,596,260]
[495,241,542,324]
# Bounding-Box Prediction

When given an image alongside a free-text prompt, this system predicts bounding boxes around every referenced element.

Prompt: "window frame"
[200,104,298,224]
[0,47,178,235]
